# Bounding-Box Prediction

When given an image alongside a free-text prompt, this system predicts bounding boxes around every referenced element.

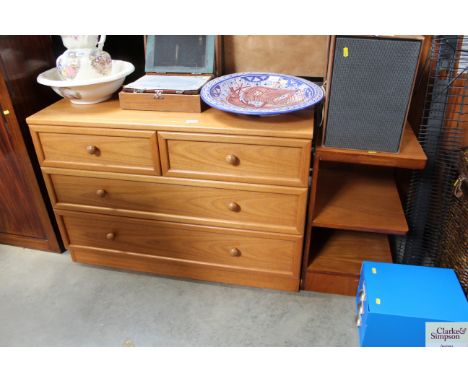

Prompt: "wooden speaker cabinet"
[322,35,423,153]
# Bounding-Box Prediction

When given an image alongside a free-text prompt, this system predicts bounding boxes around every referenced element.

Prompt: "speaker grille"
[324,37,421,152]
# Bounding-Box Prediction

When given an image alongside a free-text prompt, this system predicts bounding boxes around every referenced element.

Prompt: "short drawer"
[60,211,302,277]
[47,170,307,234]
[158,132,311,187]
[31,126,160,175]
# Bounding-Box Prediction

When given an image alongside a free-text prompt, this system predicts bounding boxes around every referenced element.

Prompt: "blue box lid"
[145,35,215,74]
[361,261,468,321]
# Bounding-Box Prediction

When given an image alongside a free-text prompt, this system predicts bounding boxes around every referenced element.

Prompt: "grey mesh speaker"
[323,36,422,152]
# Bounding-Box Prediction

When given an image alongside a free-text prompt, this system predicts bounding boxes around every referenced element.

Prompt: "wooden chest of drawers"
[27,100,314,291]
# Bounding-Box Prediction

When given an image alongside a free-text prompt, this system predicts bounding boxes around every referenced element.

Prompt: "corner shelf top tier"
[313,164,409,235]
[317,122,427,169]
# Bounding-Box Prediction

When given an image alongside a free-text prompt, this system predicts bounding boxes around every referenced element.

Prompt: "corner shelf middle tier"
[312,163,409,235]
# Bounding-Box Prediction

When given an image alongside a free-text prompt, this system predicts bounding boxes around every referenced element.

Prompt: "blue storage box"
[356,261,468,346]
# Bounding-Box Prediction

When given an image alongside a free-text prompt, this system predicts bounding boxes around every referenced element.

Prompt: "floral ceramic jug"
[56,35,112,81]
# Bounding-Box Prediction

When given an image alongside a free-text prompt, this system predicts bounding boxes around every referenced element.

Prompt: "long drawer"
[69,246,300,291]
[59,210,302,278]
[158,132,311,187]
[46,169,307,234]
[30,126,160,175]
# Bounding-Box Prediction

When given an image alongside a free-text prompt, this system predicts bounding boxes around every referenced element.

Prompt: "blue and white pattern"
[201,72,324,116]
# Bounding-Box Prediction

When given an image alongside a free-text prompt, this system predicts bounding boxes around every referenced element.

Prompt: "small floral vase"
[56,35,112,81]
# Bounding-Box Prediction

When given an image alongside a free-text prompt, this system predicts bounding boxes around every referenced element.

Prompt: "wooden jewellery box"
[119,35,218,113]
[321,35,423,153]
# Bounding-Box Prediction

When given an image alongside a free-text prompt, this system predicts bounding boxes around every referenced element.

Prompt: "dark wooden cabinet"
[0,36,61,252]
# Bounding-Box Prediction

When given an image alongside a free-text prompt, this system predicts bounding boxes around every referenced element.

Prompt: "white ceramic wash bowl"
[37,60,135,104]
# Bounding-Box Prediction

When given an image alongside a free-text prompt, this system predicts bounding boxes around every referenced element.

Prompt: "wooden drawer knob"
[105,232,115,240]
[229,248,241,257]
[225,154,239,166]
[86,145,99,155]
[96,189,107,197]
[228,201,241,212]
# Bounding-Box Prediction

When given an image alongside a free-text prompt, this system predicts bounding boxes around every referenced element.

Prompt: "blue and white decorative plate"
[201,72,324,116]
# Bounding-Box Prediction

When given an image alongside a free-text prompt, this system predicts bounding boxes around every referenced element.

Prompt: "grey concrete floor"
[0,244,358,346]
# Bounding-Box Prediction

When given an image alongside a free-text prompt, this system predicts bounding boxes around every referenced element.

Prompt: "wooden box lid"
[145,35,216,75]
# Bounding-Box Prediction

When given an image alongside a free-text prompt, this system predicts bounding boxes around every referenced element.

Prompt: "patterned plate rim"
[200,72,324,115]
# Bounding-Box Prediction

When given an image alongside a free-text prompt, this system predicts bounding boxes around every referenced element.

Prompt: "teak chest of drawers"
[27,100,314,291]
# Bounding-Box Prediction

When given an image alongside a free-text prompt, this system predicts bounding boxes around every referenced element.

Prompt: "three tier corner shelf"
[301,122,427,296]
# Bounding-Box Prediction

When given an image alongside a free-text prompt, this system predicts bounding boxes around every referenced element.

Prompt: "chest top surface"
[26,99,315,140]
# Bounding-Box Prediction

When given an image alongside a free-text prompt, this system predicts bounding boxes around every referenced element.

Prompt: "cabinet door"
[0,37,61,252]
[0,100,46,238]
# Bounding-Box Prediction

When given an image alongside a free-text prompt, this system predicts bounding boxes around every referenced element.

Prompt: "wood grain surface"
[313,164,409,234]
[70,245,300,291]
[302,271,360,296]
[159,132,311,186]
[27,97,314,290]
[47,169,307,234]
[26,99,314,140]
[308,229,392,276]
[317,123,427,169]
[0,57,61,252]
[119,92,204,113]
[33,128,160,175]
[60,210,302,277]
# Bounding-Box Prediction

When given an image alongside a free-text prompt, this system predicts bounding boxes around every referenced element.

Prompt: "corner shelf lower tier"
[304,229,392,296]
